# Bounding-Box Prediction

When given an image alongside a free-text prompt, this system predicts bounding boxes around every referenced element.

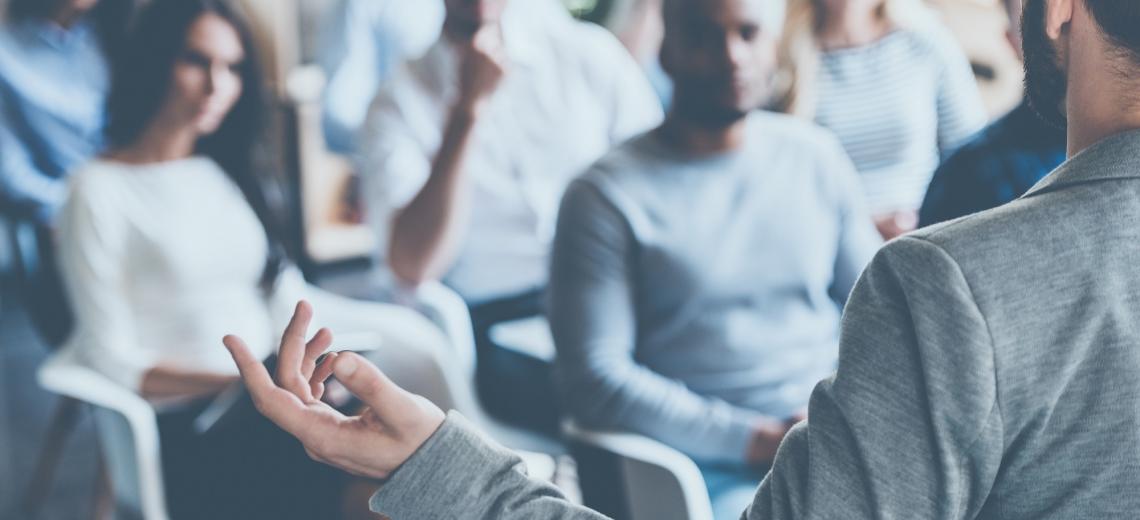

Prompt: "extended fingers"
[276,301,314,385]
[302,328,334,378]
[225,334,310,432]
[310,351,339,400]
[224,335,276,396]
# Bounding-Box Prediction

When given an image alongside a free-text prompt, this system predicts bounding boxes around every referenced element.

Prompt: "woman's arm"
[57,174,157,392]
[140,365,239,401]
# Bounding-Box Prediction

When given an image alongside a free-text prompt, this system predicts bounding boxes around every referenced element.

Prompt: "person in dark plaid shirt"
[918,0,1066,227]
[919,100,1065,226]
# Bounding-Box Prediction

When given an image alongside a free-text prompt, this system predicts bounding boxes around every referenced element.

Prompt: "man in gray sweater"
[545,0,880,515]
[224,0,1140,518]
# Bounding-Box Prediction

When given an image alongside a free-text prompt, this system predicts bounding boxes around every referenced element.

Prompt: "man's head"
[444,0,509,39]
[1022,0,1140,127]
[660,0,786,128]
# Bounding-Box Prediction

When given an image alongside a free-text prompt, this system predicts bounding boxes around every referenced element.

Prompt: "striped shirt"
[814,27,986,215]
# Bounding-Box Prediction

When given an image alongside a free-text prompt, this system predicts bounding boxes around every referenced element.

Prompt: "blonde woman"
[777,0,986,239]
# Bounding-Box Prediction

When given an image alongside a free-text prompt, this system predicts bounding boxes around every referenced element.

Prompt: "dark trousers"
[157,395,346,520]
[470,289,562,437]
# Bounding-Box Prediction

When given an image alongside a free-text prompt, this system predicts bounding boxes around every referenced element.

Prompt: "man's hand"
[223,301,446,480]
[747,418,794,466]
[455,25,508,114]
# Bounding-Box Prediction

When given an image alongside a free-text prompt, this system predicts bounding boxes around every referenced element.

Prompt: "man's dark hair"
[7,0,134,54]
[105,0,286,292]
[1085,1,1140,63]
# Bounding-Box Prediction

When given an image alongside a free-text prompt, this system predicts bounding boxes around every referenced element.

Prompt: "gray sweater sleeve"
[548,178,764,463]
[370,412,607,520]
[746,236,1004,519]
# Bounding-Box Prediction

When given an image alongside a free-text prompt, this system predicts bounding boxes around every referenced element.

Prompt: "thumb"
[331,353,413,419]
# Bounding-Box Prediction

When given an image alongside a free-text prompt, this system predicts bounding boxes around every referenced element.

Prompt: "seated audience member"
[547,0,880,517]
[56,1,446,518]
[228,0,1140,518]
[778,0,987,239]
[359,0,663,434]
[0,0,131,224]
[315,0,445,154]
[918,0,1066,226]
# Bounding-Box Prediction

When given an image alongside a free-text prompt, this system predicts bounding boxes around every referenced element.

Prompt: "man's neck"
[657,113,748,157]
[1065,42,1140,156]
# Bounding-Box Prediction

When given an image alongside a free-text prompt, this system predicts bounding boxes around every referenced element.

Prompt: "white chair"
[38,348,170,520]
[564,421,714,520]
[34,282,558,520]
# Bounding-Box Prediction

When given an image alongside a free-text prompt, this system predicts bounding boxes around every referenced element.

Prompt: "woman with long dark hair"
[55,0,449,517]
[0,0,131,223]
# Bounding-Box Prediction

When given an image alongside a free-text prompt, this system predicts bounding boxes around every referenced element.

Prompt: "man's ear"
[1044,0,1074,40]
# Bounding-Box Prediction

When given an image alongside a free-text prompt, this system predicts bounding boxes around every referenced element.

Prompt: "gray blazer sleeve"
[746,236,1004,519]
[370,412,608,520]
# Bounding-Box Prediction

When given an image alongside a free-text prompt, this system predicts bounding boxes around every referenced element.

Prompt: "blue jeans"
[700,463,767,520]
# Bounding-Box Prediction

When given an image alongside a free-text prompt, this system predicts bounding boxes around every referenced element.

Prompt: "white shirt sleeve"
[574,24,665,144]
[357,85,435,261]
[316,0,384,154]
[56,172,155,392]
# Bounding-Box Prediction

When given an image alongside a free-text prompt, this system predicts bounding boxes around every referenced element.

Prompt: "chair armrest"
[563,421,704,483]
[563,421,714,520]
[488,315,556,362]
[408,281,477,377]
[37,351,156,434]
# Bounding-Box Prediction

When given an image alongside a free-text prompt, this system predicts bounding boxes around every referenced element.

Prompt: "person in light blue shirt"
[315,0,445,155]
[0,0,131,224]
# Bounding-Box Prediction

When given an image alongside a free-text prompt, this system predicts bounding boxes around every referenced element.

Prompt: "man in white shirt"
[358,0,663,434]
[316,0,445,154]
